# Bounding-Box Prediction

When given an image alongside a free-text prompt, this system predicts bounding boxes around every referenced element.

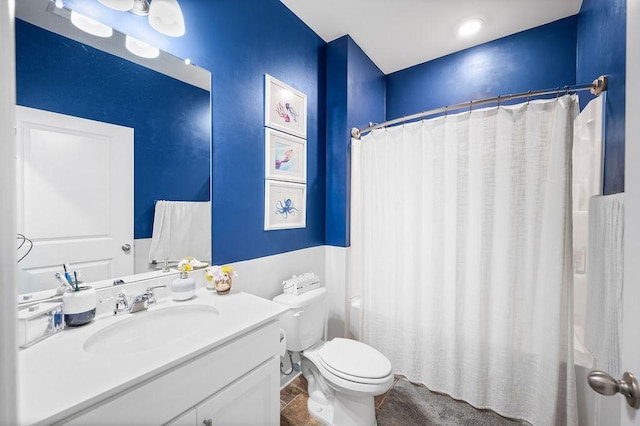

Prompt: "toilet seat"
[317,338,392,385]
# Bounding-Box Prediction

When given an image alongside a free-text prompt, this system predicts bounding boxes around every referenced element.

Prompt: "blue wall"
[326,36,386,246]
[577,0,626,194]
[387,17,578,120]
[24,1,626,259]
[53,0,328,263]
[15,19,210,240]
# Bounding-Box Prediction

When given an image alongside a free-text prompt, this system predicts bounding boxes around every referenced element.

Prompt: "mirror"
[15,0,211,299]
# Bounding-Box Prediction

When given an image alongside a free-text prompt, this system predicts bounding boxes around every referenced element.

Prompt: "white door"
[621,0,640,424]
[15,106,134,294]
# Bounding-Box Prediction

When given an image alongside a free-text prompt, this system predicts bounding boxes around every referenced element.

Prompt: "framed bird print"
[264,74,307,139]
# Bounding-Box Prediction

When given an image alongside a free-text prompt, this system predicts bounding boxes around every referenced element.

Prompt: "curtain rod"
[351,75,608,139]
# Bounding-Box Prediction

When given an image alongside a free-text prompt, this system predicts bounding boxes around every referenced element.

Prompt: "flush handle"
[121,243,131,253]
[202,419,213,426]
[588,370,640,409]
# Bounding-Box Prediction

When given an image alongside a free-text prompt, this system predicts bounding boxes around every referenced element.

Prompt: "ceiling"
[280,0,583,75]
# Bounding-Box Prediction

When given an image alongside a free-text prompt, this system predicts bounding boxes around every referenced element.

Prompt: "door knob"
[121,243,131,253]
[588,370,640,409]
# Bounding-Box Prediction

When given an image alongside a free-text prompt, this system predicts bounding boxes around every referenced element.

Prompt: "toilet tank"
[273,287,327,352]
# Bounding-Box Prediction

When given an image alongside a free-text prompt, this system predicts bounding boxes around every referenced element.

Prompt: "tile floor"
[280,374,528,426]
[280,374,398,425]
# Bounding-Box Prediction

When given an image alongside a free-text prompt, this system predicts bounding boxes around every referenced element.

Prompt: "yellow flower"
[221,265,233,274]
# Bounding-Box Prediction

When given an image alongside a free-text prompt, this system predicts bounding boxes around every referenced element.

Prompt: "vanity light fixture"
[458,18,483,37]
[125,35,160,58]
[97,0,186,37]
[70,10,114,38]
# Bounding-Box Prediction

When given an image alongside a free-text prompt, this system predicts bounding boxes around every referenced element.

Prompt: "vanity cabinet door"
[196,357,279,426]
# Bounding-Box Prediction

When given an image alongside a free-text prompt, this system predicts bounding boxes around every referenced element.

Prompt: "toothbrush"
[63,264,73,287]
[73,271,79,291]
[54,272,73,291]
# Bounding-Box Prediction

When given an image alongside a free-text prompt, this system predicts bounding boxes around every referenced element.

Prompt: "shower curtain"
[350,95,578,425]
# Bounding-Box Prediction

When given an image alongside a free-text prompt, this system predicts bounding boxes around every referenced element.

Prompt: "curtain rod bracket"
[351,127,361,139]
[591,75,608,96]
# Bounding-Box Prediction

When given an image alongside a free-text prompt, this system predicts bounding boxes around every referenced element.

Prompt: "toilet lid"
[318,338,392,380]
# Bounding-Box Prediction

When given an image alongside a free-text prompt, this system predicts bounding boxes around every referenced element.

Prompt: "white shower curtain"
[350,95,578,425]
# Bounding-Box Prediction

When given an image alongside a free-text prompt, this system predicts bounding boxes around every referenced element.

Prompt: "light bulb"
[70,11,114,38]
[125,35,160,58]
[148,0,185,37]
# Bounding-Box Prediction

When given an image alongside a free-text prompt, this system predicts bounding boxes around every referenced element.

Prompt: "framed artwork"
[264,180,306,230]
[264,74,307,139]
[265,128,306,183]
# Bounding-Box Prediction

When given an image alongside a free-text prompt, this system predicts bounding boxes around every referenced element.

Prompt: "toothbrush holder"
[62,285,96,327]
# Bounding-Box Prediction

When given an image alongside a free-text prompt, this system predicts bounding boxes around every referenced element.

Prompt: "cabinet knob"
[203,419,213,426]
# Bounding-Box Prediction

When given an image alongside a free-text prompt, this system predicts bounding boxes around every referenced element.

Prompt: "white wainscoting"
[134,238,155,274]
[230,246,326,302]
[325,246,349,340]
[229,246,348,341]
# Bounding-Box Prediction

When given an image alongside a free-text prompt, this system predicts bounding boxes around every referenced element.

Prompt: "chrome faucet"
[128,285,167,313]
[99,285,166,315]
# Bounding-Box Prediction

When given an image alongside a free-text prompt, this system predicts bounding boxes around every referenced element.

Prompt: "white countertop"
[18,289,287,425]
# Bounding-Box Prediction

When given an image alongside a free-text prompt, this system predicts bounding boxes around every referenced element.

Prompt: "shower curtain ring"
[444,106,448,117]
[527,90,531,104]
[469,100,473,113]
[497,96,501,107]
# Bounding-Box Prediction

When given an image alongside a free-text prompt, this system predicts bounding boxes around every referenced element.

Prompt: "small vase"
[214,274,232,294]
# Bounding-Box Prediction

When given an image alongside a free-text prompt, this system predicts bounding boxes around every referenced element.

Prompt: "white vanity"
[18,288,287,425]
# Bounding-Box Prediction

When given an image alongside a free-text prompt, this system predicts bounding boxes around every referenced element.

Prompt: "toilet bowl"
[273,287,394,426]
[301,339,394,425]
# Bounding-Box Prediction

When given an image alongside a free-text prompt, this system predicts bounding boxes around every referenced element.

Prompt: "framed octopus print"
[264,74,307,139]
[264,180,306,230]
[265,128,306,183]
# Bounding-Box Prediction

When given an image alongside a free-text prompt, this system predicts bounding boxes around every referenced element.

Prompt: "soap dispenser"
[171,268,196,301]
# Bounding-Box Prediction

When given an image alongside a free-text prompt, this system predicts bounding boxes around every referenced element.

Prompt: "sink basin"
[83,304,219,355]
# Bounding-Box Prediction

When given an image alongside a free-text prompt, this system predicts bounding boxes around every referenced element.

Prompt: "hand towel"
[585,193,624,377]
[148,200,211,264]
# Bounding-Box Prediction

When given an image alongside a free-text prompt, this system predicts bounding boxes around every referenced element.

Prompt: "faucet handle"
[99,292,129,315]
[99,290,127,304]
[146,284,167,292]
[145,284,166,304]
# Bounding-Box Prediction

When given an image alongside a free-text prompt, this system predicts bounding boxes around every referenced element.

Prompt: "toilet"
[273,287,394,426]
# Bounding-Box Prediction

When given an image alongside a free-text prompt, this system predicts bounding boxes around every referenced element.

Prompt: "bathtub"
[349,297,606,425]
